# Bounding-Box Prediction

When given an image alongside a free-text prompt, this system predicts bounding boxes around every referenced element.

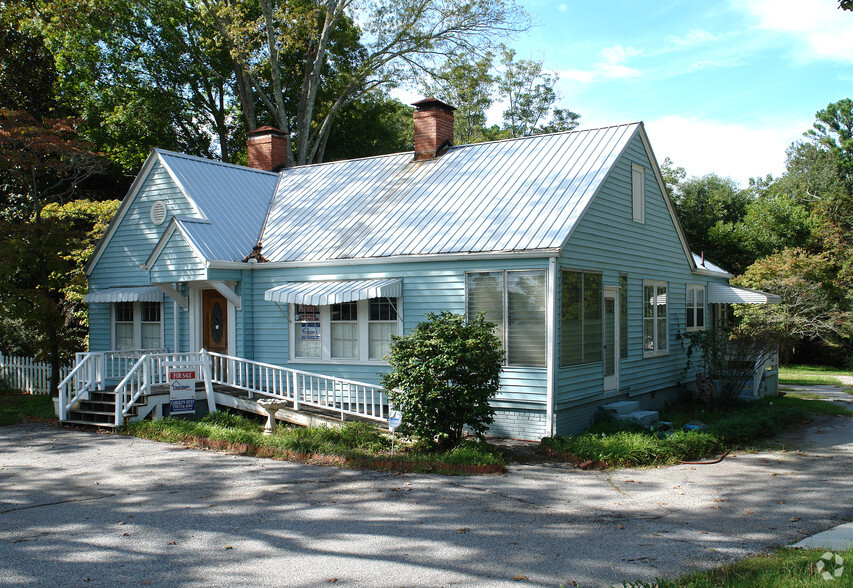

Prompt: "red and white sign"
[169,370,196,415]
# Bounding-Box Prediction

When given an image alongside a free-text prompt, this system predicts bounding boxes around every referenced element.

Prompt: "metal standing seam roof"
[156,150,280,262]
[259,123,641,263]
[83,286,164,303]
[264,278,402,305]
[692,253,731,276]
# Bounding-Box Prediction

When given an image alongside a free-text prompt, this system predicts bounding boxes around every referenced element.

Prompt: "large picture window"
[643,280,668,356]
[291,298,399,363]
[686,284,706,331]
[112,301,163,350]
[560,270,602,366]
[466,270,546,367]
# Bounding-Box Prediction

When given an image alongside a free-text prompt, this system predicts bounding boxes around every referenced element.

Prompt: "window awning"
[264,278,402,306]
[707,282,781,304]
[83,286,164,304]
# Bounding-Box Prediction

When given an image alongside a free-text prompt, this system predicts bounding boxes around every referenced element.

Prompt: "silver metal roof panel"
[261,123,641,262]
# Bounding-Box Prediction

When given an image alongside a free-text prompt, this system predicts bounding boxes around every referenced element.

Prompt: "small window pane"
[116,302,133,323]
[115,323,134,350]
[657,317,667,351]
[369,323,396,360]
[560,271,583,366]
[141,323,160,349]
[656,286,667,317]
[369,298,397,321]
[331,302,357,322]
[644,286,654,318]
[294,304,321,358]
[142,301,160,322]
[643,319,654,351]
[331,322,358,358]
[696,307,705,328]
[467,272,504,344]
[583,273,602,363]
[507,271,546,367]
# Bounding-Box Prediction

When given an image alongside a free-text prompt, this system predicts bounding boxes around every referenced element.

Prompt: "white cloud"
[731,0,853,63]
[558,3,568,12]
[664,29,719,50]
[559,44,642,83]
[644,116,810,187]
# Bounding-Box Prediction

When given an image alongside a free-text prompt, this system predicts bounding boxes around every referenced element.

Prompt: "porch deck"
[58,350,391,429]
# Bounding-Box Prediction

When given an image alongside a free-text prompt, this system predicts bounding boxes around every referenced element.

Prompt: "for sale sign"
[169,370,196,415]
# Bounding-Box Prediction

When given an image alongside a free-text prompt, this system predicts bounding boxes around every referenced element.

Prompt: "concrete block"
[600,401,640,416]
[616,410,659,427]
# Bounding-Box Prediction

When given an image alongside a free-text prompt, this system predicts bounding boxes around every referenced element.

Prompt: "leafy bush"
[381,311,504,449]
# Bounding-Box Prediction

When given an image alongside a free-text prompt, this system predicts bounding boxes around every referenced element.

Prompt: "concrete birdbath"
[257,398,288,436]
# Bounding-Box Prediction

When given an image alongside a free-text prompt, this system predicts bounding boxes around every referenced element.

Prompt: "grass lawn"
[623,547,853,587]
[122,411,505,473]
[541,396,853,468]
[0,392,55,426]
[779,364,853,386]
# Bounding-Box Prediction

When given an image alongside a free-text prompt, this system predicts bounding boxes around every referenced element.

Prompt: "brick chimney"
[246,126,289,171]
[412,97,456,160]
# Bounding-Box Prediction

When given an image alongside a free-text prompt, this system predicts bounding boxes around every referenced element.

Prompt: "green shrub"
[381,311,503,449]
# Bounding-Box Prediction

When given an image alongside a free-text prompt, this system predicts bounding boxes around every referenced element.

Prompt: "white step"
[600,401,640,416]
[616,410,659,427]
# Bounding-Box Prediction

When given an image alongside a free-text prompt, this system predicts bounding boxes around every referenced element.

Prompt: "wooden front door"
[202,289,229,354]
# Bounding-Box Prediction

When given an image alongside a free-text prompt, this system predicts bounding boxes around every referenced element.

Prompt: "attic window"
[150,201,168,225]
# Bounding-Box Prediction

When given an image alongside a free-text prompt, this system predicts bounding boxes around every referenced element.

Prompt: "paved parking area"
[2,397,853,586]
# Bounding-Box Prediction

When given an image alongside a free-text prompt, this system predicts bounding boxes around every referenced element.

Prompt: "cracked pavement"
[2,390,853,587]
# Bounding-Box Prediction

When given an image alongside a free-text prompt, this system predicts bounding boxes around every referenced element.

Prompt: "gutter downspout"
[546,257,557,437]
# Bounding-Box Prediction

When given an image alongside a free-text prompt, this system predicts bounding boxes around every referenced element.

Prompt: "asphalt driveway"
[2,389,853,587]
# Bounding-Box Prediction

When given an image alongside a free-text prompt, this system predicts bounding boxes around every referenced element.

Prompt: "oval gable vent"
[150,200,168,225]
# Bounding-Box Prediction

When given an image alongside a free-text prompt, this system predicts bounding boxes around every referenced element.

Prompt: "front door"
[603,288,619,392]
[202,289,229,355]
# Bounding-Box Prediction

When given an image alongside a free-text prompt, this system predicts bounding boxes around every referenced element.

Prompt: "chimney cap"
[411,97,456,112]
[247,125,287,137]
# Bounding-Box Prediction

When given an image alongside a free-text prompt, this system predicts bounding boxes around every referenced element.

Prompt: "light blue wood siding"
[88,160,199,351]
[554,131,727,434]
[148,229,207,283]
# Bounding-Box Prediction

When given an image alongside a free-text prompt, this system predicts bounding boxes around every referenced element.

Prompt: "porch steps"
[600,401,659,427]
[63,391,131,428]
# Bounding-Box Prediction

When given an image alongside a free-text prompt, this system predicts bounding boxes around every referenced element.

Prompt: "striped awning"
[708,283,781,304]
[265,278,401,306]
[83,286,164,304]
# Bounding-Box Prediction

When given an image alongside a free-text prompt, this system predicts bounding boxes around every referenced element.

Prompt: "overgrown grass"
[779,364,853,386]
[122,411,504,469]
[622,547,853,587]
[542,396,851,468]
[0,393,55,426]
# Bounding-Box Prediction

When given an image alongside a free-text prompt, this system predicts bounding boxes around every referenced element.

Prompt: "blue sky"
[504,0,853,187]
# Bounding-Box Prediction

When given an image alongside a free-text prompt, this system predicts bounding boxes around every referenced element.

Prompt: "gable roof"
[85,150,279,275]
[260,123,647,263]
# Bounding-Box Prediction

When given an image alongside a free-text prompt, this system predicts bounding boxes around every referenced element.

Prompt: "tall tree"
[0,110,109,394]
[497,47,579,138]
[202,0,529,165]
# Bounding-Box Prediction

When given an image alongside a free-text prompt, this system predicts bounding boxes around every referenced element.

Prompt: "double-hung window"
[686,285,706,331]
[466,270,547,367]
[643,280,668,356]
[290,298,400,363]
[112,301,163,350]
[560,270,602,366]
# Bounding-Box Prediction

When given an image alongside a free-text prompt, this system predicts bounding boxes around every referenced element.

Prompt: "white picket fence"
[0,354,72,395]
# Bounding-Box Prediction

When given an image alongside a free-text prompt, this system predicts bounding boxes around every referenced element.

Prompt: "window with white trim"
[560,270,602,366]
[643,280,668,356]
[112,301,163,350]
[632,163,645,223]
[466,270,547,367]
[686,284,706,331]
[290,298,400,363]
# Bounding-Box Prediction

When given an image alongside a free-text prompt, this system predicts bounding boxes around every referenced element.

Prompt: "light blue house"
[69,99,777,438]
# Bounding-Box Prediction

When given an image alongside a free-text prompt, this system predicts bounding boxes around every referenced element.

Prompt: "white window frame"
[288,298,401,364]
[686,284,706,332]
[643,280,668,358]
[632,163,645,223]
[465,269,548,368]
[111,301,164,350]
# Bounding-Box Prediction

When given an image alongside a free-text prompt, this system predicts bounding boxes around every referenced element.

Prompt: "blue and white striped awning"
[264,278,401,306]
[83,286,164,303]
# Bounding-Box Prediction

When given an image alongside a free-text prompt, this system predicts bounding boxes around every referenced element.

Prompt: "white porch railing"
[207,352,389,423]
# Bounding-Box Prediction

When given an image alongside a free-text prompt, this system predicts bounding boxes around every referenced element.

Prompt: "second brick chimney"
[412,97,456,160]
[246,126,289,171]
